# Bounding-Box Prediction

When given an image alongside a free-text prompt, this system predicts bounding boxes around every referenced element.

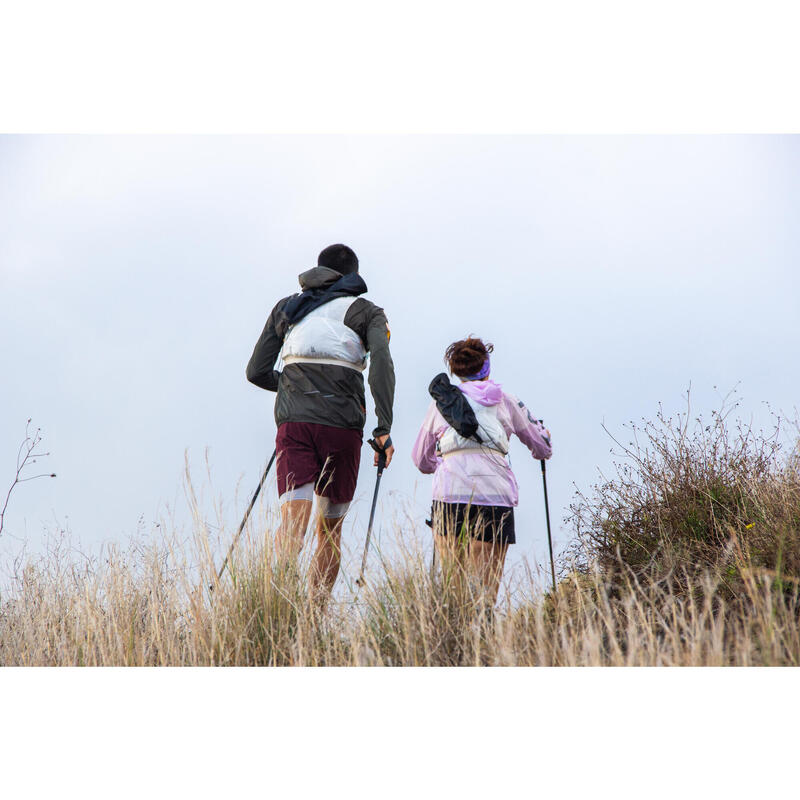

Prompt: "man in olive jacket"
[246,244,395,603]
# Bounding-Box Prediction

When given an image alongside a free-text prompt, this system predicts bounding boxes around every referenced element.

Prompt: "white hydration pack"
[438,393,509,457]
[280,296,367,372]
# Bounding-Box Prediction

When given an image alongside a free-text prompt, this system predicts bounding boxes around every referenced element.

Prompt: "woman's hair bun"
[444,335,494,378]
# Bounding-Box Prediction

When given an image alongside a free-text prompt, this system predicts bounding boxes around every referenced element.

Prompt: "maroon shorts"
[275,422,363,505]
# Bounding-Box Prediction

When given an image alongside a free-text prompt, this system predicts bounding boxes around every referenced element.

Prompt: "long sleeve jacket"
[246,267,395,437]
[411,379,551,507]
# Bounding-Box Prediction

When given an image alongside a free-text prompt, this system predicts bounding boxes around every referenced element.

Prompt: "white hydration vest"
[438,393,509,457]
[280,296,367,372]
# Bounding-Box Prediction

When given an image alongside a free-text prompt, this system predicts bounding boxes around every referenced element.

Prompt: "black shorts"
[428,501,516,546]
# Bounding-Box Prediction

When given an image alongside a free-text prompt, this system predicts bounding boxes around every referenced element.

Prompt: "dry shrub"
[568,392,800,602]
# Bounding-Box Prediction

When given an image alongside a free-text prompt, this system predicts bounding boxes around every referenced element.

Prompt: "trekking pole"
[540,459,557,593]
[356,436,391,587]
[213,448,277,587]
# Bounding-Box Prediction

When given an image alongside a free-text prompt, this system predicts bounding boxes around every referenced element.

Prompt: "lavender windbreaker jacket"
[411,379,552,507]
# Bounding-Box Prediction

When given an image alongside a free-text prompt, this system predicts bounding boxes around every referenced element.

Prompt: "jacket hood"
[298,266,367,294]
[298,266,341,290]
[283,267,368,326]
[459,379,503,406]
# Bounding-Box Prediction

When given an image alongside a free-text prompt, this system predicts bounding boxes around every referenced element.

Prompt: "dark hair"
[444,336,494,378]
[317,243,359,275]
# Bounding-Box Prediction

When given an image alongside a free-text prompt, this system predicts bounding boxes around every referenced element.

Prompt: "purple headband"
[464,356,491,381]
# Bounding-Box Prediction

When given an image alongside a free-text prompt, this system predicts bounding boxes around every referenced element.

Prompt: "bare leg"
[432,503,470,574]
[309,514,346,607]
[434,531,466,573]
[434,529,471,606]
[468,539,509,606]
[433,532,451,570]
[274,499,312,563]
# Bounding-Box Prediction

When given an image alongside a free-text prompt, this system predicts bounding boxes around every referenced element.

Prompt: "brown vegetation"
[2,395,799,666]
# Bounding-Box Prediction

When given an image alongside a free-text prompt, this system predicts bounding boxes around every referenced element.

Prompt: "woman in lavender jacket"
[411,337,552,604]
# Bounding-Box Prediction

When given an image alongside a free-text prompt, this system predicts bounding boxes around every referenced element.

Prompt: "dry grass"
[2,523,799,666]
[2,394,799,666]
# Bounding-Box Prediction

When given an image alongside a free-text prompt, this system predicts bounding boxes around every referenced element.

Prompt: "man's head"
[318,243,359,275]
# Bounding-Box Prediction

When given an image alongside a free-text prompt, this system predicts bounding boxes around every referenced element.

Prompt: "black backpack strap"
[428,373,482,443]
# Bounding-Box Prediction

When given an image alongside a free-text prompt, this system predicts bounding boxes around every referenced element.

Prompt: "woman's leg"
[432,503,470,593]
[468,538,509,606]
[434,531,465,573]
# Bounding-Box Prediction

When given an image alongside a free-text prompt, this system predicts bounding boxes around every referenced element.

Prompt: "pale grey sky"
[1,135,798,587]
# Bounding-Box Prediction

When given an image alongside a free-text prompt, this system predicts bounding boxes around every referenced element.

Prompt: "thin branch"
[0,420,56,538]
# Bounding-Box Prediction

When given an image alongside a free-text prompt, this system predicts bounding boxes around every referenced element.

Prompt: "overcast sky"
[1,135,798,588]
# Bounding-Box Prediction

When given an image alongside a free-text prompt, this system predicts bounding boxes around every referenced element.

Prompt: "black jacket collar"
[283,268,368,325]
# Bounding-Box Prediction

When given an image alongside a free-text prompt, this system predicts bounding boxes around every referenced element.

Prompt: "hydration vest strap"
[442,446,507,459]
[282,355,366,372]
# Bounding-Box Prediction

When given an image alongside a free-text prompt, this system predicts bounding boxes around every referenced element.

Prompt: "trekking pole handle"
[539,418,551,448]
[368,436,392,474]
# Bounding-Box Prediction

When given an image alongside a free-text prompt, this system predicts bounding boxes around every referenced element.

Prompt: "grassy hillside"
[2,398,799,666]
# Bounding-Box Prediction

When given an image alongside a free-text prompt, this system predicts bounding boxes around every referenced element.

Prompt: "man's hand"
[373,434,395,468]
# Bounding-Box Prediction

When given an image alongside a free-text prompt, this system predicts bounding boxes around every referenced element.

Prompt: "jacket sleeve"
[411,401,443,474]
[365,308,395,438]
[245,302,284,392]
[505,393,552,460]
